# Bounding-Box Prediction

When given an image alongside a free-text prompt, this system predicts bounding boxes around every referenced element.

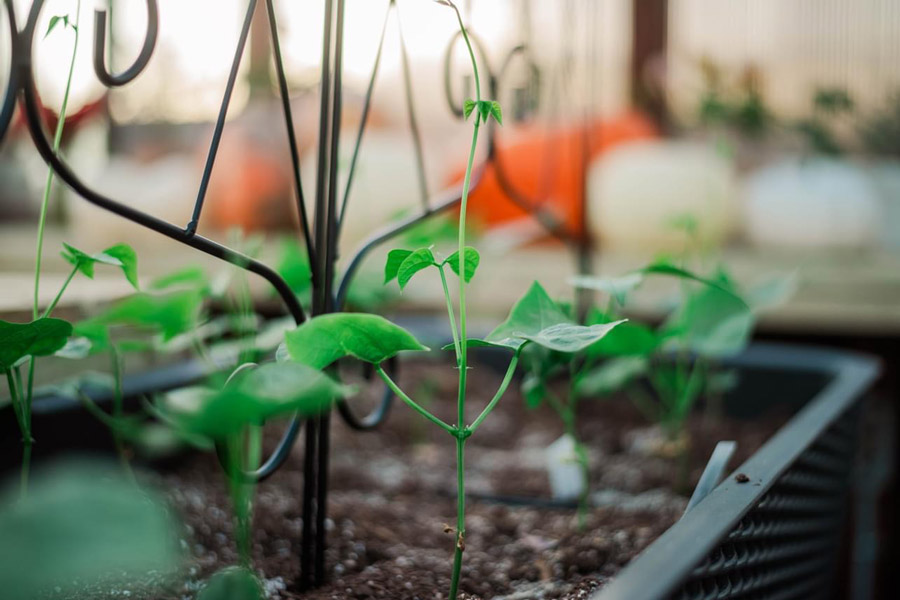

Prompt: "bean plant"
[283,3,622,596]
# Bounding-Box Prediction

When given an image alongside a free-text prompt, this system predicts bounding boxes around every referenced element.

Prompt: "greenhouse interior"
[0,1,898,599]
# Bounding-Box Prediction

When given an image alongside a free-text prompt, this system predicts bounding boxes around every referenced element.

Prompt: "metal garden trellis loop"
[2,0,601,591]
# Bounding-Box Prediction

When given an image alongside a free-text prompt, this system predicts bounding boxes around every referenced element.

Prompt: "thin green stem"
[467,353,519,433]
[5,369,25,438]
[375,366,456,435]
[41,264,79,319]
[110,346,134,480]
[438,266,461,364]
[33,0,81,319]
[448,436,465,600]
[452,5,480,104]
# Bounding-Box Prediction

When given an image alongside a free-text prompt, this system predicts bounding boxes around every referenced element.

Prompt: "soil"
[46,357,792,600]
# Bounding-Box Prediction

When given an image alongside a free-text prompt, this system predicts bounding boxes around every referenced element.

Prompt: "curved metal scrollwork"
[16,0,306,483]
[0,0,18,140]
[92,0,158,87]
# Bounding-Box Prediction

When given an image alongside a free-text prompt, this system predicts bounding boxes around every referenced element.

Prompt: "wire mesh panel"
[672,405,860,600]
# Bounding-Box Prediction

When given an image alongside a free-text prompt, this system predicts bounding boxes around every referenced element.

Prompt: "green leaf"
[61,242,140,289]
[485,281,571,350]
[665,285,754,357]
[0,460,179,599]
[0,318,72,369]
[161,362,352,439]
[197,567,264,600]
[585,310,659,357]
[54,336,93,360]
[744,274,797,311]
[102,244,139,289]
[384,249,413,284]
[276,238,312,295]
[517,320,626,353]
[521,373,545,409]
[44,15,68,39]
[639,260,748,307]
[443,246,480,283]
[397,247,436,290]
[463,98,476,120]
[575,356,648,398]
[569,273,644,306]
[478,100,492,123]
[285,313,428,369]
[149,266,210,292]
[85,290,204,342]
[489,100,503,125]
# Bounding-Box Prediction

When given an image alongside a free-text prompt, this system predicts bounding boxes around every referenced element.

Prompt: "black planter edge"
[591,342,880,600]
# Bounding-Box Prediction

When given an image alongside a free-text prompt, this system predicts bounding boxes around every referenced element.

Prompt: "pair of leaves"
[45,14,74,39]
[384,247,480,290]
[463,99,503,125]
[285,313,428,369]
[483,281,625,353]
[161,362,352,439]
[0,318,72,370]
[61,243,139,289]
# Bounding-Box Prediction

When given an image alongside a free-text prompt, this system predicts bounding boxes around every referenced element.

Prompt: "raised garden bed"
[4,341,877,600]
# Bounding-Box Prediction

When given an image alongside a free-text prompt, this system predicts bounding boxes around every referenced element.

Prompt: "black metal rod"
[336,2,390,233]
[92,0,158,88]
[396,0,431,213]
[264,0,318,277]
[186,0,257,236]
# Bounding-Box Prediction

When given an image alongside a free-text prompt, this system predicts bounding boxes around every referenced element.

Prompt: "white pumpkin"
[742,157,882,249]
[587,141,737,251]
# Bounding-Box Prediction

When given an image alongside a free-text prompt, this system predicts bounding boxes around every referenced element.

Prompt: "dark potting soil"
[50,358,791,600]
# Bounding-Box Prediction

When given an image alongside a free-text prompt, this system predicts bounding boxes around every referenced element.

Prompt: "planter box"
[592,343,880,600]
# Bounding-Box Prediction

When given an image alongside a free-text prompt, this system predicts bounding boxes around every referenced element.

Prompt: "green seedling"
[283,4,620,596]
[571,259,755,494]
[156,360,351,596]
[3,241,138,495]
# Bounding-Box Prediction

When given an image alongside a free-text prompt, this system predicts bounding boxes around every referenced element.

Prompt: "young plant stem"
[22,3,81,498]
[33,1,81,321]
[467,353,519,433]
[449,5,481,595]
[375,366,455,435]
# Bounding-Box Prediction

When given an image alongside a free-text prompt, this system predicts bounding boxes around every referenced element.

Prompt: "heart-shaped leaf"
[384,249,413,284]
[485,281,571,350]
[61,242,139,289]
[0,318,73,369]
[285,313,428,369]
[516,320,626,353]
[463,98,476,120]
[162,362,352,439]
[397,248,436,290]
[489,101,503,125]
[444,247,480,283]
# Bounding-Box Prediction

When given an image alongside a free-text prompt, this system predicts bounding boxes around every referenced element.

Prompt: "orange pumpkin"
[446,111,658,234]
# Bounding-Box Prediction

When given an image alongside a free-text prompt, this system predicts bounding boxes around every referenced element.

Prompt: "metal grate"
[673,406,859,600]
